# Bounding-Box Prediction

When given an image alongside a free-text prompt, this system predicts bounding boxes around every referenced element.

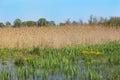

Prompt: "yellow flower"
[82,51,103,55]
[90,51,96,54]
[95,52,102,55]
[82,51,89,54]
[24,57,32,61]
[87,62,90,64]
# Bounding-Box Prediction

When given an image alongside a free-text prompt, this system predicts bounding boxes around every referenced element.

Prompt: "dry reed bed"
[0,26,120,48]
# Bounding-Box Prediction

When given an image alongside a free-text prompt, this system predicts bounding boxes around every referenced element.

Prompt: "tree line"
[0,18,56,27]
[0,16,120,27]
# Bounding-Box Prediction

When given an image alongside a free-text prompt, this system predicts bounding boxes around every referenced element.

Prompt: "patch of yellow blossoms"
[82,51,103,55]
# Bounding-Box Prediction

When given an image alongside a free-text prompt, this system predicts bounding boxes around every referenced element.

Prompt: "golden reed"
[0,25,120,48]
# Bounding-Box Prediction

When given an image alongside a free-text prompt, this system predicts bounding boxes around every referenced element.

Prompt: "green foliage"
[88,16,120,27]
[0,22,5,27]
[6,21,11,27]
[37,18,47,27]
[14,18,22,27]
[14,57,25,66]
[22,21,27,26]
[1,16,120,27]
[0,16,120,27]
[30,47,40,55]
[22,21,36,27]
[47,21,56,26]
[107,17,120,26]
[37,18,56,27]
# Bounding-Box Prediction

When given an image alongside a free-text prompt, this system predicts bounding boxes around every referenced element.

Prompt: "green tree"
[22,21,27,26]
[6,21,11,27]
[26,21,36,27]
[14,19,22,27]
[108,17,120,26]
[0,22,5,27]
[47,21,56,26]
[37,18,47,27]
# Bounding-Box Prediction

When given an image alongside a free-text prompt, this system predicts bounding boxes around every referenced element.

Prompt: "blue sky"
[0,0,120,24]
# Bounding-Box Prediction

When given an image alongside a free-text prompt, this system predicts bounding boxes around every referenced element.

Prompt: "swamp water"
[0,59,116,80]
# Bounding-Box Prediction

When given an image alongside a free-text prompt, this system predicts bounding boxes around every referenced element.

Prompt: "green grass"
[0,41,120,80]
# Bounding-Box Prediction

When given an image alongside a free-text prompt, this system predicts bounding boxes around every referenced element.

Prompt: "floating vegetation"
[0,42,120,80]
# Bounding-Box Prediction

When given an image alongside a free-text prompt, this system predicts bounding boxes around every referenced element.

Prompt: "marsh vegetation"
[0,42,120,80]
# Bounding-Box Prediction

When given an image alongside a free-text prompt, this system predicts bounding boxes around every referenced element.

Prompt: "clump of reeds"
[0,25,120,48]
